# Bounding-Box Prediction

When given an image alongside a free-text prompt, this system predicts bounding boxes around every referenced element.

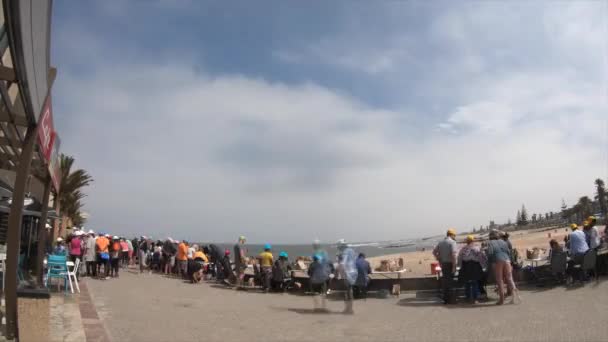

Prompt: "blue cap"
[279,251,288,258]
[264,244,272,250]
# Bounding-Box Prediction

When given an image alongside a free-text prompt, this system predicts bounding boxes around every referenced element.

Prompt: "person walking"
[219,249,234,283]
[84,231,97,277]
[336,239,358,314]
[120,238,129,268]
[354,253,372,299]
[110,236,121,278]
[308,254,331,312]
[176,240,189,279]
[68,230,83,278]
[138,236,149,274]
[312,239,332,294]
[433,229,458,304]
[258,244,274,293]
[234,236,247,289]
[96,233,111,279]
[486,230,521,305]
[126,238,134,266]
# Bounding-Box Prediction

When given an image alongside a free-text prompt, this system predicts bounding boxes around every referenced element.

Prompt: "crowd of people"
[432,228,521,306]
[49,215,603,313]
[53,230,134,279]
[434,215,603,306]
[51,231,372,314]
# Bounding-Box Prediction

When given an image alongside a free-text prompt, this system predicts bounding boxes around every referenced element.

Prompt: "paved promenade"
[82,270,608,342]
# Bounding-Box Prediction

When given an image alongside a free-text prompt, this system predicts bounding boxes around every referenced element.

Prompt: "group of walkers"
[75,233,372,315]
[53,230,133,279]
[435,215,603,306]
[434,228,522,306]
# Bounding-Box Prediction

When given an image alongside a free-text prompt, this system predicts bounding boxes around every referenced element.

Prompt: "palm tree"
[51,154,93,240]
[595,178,607,220]
[576,196,593,222]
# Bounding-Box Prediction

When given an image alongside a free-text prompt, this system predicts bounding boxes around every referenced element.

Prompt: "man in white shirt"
[584,216,601,250]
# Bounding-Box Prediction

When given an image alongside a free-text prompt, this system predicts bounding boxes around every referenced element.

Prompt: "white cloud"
[53,1,608,243]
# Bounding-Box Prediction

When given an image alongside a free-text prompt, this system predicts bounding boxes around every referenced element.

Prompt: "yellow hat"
[583,220,589,226]
[466,235,474,243]
[570,223,578,230]
[447,228,457,236]
[588,216,596,221]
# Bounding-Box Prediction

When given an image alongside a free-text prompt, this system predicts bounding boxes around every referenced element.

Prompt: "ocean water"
[202,239,441,260]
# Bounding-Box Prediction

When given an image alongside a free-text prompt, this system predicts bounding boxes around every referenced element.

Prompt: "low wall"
[288,252,608,292]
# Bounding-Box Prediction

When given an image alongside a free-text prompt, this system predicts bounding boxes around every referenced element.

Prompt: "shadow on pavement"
[286,308,344,315]
[397,297,499,309]
[268,306,346,315]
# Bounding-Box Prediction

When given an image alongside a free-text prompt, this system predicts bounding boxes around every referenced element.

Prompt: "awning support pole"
[35,176,51,286]
[5,125,37,340]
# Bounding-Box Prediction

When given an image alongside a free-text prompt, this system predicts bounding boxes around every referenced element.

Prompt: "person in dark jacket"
[207,244,221,278]
[308,255,331,312]
[218,249,234,284]
[354,253,372,299]
[162,238,177,275]
[272,251,292,292]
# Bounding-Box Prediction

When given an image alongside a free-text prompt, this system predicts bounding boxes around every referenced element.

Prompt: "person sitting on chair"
[272,251,292,292]
[54,238,67,256]
[548,239,563,259]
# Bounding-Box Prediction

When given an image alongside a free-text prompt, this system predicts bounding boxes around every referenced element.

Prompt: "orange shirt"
[176,243,188,261]
[193,251,208,262]
[96,237,109,253]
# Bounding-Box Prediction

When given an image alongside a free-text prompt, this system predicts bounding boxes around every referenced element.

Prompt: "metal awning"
[0,3,54,181]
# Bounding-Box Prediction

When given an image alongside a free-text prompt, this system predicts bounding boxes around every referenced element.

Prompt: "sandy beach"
[368,225,606,277]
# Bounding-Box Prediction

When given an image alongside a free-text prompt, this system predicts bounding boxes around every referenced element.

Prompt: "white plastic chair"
[67,258,81,293]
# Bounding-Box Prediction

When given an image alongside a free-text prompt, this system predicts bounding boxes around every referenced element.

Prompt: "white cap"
[113,236,119,239]
[88,230,95,235]
[45,223,52,229]
[56,237,63,242]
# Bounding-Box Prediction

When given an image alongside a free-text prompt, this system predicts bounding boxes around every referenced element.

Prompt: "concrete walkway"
[86,270,608,342]
[49,293,86,342]
[27,279,106,342]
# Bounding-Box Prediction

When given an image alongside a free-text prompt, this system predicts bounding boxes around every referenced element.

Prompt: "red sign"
[37,96,54,163]
[48,133,61,192]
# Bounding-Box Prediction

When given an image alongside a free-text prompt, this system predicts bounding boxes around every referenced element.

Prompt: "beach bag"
[526,248,540,260]
[100,252,110,260]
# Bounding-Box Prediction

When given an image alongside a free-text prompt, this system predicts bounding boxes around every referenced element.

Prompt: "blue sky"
[50,1,607,243]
